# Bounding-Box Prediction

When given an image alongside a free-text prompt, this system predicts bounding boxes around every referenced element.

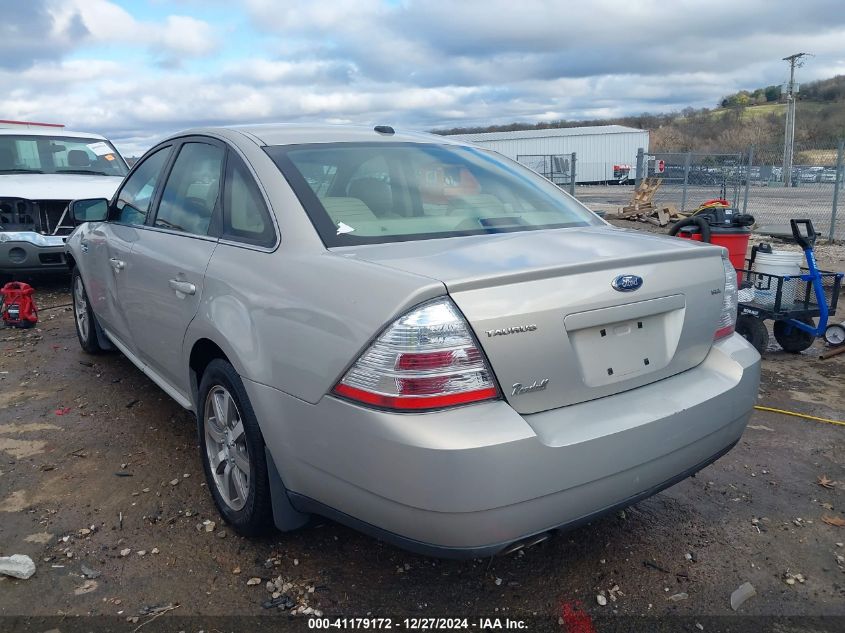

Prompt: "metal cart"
[734,220,843,354]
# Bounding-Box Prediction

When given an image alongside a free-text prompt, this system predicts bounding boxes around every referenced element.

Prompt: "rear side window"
[222,153,275,247]
[113,146,172,225]
[155,142,225,236]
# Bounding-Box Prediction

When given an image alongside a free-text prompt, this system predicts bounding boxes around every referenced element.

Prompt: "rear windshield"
[265,142,601,246]
[0,135,128,177]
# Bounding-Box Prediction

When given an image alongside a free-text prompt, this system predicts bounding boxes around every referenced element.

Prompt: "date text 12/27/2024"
[307,618,529,630]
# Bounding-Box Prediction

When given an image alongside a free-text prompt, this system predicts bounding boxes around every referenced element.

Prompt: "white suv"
[0,127,128,277]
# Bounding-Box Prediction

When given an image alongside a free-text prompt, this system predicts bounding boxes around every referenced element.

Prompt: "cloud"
[244,0,845,85]
[49,0,219,65]
[2,0,845,155]
[224,58,358,85]
[0,0,88,70]
[156,15,219,62]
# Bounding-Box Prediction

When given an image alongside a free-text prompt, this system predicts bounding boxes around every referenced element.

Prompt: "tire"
[71,268,104,353]
[824,323,845,346]
[736,315,769,354]
[773,317,816,353]
[197,359,273,536]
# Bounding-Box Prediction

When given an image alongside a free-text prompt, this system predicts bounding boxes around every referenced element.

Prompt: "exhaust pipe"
[500,531,553,556]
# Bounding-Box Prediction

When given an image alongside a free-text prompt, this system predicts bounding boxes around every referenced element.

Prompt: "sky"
[2,0,844,156]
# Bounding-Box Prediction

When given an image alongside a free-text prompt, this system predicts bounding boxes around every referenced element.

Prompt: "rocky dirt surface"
[0,229,843,629]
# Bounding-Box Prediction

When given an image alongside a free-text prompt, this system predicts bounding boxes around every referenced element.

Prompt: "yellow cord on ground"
[754,405,845,427]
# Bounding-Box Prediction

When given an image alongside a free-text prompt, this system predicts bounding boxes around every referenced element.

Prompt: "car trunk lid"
[333,226,728,413]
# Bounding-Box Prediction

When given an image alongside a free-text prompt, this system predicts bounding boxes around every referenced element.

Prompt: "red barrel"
[677,226,750,273]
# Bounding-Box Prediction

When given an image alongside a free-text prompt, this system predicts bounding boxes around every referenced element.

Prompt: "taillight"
[333,298,499,411]
[714,251,738,340]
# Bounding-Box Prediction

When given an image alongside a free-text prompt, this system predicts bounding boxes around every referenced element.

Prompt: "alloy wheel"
[204,386,251,511]
[73,276,89,342]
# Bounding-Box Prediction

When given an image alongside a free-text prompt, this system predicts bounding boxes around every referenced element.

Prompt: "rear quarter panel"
[184,245,445,404]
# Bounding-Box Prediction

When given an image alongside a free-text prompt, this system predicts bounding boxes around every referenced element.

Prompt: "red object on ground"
[560,600,596,633]
[677,229,750,274]
[0,282,39,328]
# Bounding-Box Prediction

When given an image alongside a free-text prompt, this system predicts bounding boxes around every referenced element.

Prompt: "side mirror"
[69,198,109,223]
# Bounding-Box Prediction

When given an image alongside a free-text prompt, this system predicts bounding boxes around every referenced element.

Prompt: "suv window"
[155,142,225,236]
[113,146,172,225]
[0,135,128,176]
[222,153,275,247]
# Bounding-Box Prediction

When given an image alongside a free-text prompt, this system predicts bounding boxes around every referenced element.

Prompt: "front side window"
[113,146,172,226]
[266,143,601,246]
[154,142,225,236]
[0,135,128,176]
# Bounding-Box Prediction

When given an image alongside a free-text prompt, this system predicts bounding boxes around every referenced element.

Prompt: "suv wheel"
[198,359,273,536]
[72,268,104,353]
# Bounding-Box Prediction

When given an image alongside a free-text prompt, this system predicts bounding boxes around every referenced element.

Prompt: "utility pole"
[782,52,809,187]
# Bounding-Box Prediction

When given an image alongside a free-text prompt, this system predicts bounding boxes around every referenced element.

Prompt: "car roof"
[178,123,470,148]
[0,127,109,140]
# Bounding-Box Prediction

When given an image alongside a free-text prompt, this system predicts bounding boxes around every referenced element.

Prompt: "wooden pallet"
[614,178,685,226]
[624,177,663,209]
[617,203,683,227]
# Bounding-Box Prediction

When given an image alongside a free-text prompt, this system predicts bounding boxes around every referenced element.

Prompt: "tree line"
[434,75,845,152]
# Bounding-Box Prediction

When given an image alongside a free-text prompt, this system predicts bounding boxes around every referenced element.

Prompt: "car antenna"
[374,125,395,135]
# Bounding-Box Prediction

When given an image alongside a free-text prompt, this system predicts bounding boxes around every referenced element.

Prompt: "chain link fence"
[743,141,844,240]
[517,155,646,188]
[531,141,845,241]
[639,150,745,213]
[516,154,575,193]
[637,143,845,239]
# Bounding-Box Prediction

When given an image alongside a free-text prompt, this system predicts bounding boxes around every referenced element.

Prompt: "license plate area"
[564,296,685,388]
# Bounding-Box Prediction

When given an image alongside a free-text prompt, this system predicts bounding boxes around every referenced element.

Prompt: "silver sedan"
[65,125,760,557]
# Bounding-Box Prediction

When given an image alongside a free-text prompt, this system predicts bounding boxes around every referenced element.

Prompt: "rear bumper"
[288,438,739,558]
[246,334,760,557]
[0,236,68,273]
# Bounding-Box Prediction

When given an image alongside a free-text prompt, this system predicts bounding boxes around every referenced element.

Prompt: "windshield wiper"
[0,168,45,174]
[56,169,109,176]
[478,216,528,229]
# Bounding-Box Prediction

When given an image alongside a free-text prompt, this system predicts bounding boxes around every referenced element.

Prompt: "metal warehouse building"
[446,125,649,184]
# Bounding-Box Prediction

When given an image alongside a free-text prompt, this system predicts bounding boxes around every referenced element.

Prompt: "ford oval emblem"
[612,274,643,292]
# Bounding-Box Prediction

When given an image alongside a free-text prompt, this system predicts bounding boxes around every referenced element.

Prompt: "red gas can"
[1,282,39,328]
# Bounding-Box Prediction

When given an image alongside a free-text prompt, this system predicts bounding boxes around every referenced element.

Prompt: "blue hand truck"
[734,219,843,354]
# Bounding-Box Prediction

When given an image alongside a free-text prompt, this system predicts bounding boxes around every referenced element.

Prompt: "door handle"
[109,257,125,271]
[169,279,197,296]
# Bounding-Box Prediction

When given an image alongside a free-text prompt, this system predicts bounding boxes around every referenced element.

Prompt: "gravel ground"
[0,231,843,631]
